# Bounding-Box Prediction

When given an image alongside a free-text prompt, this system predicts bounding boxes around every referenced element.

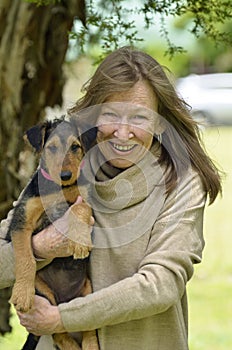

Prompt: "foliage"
[25,0,61,5]
[70,0,232,60]
[24,0,232,60]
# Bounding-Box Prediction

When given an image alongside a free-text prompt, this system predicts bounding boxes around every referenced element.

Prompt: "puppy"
[6,117,98,350]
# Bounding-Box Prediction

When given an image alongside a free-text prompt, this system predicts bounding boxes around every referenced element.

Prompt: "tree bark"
[0,0,85,335]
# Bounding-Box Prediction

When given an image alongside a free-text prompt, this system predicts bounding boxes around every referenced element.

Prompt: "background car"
[176,73,232,126]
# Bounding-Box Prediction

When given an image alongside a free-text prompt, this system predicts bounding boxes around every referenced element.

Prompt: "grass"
[0,310,27,349]
[0,127,232,349]
[188,126,232,349]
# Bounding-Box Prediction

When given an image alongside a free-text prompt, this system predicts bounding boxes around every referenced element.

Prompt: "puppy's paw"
[10,283,35,312]
[67,241,91,259]
[73,244,91,259]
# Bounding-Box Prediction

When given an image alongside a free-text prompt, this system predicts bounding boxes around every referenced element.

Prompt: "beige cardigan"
[0,146,206,350]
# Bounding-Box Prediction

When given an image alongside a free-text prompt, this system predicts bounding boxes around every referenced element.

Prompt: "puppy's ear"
[69,117,97,152]
[23,123,47,152]
[80,126,97,152]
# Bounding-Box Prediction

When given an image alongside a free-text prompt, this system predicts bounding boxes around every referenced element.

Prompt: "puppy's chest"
[34,201,69,234]
[34,187,80,234]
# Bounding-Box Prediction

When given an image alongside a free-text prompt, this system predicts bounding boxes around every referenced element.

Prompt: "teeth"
[113,143,135,151]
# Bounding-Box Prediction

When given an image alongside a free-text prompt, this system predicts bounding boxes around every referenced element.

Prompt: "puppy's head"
[24,117,84,186]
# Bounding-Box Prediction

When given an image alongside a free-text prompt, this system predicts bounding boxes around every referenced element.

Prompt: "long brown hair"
[69,46,222,204]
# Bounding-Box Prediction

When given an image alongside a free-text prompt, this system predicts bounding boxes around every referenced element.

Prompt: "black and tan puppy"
[6,117,98,350]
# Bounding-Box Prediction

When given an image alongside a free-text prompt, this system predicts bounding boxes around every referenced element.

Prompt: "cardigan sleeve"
[0,206,16,288]
[0,202,52,289]
[58,170,206,332]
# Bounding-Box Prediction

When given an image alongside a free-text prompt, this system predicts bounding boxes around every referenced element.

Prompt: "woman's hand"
[32,222,70,260]
[32,196,94,260]
[17,295,64,336]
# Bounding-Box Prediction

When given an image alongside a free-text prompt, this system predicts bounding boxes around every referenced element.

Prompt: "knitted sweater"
[0,146,206,350]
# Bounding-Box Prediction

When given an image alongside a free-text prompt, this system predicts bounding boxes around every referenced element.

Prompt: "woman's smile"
[97,135,143,168]
[110,141,137,153]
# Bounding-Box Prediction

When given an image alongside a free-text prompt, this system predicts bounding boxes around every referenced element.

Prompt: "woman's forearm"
[58,264,183,333]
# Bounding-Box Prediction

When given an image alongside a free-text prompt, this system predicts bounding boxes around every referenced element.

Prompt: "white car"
[176,73,232,125]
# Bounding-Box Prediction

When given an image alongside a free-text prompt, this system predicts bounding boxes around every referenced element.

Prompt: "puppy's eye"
[47,145,57,153]
[70,143,80,153]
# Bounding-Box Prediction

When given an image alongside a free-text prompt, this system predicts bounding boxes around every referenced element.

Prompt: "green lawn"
[188,126,232,349]
[0,311,27,349]
[0,127,232,350]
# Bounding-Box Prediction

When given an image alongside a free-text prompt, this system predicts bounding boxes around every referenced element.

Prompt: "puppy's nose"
[60,171,72,181]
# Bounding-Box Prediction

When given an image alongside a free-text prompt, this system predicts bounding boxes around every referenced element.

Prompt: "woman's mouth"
[110,142,136,152]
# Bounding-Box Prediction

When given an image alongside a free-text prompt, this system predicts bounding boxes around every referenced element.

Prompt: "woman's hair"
[69,46,222,204]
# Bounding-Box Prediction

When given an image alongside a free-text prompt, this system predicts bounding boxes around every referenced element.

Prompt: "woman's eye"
[98,112,119,124]
[70,143,80,152]
[103,112,118,119]
[131,115,147,123]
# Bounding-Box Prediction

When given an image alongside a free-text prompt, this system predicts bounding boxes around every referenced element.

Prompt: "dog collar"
[40,168,53,181]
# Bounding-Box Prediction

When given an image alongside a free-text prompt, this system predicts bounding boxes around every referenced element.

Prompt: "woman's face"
[96,80,160,169]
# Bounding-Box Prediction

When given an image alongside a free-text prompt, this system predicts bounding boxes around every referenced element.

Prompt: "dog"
[6,117,99,350]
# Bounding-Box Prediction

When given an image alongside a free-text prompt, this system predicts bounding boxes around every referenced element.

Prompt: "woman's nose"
[113,123,134,140]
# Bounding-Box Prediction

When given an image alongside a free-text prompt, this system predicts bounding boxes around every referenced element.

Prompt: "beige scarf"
[80,145,166,248]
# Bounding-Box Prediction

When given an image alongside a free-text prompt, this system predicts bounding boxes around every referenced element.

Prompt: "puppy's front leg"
[10,197,44,312]
[10,231,36,312]
[66,202,93,259]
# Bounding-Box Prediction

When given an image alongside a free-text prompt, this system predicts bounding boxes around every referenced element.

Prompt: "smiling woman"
[0,46,222,350]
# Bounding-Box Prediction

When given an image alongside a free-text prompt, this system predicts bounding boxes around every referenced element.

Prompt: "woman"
[0,46,222,349]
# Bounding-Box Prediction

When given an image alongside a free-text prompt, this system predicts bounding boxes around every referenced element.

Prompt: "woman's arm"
[18,171,206,335]
[59,212,205,332]
[57,171,206,332]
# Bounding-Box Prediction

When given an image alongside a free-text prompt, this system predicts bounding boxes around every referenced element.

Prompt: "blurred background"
[0,1,231,349]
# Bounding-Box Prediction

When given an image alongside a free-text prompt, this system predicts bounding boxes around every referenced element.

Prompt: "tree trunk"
[0,0,85,335]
